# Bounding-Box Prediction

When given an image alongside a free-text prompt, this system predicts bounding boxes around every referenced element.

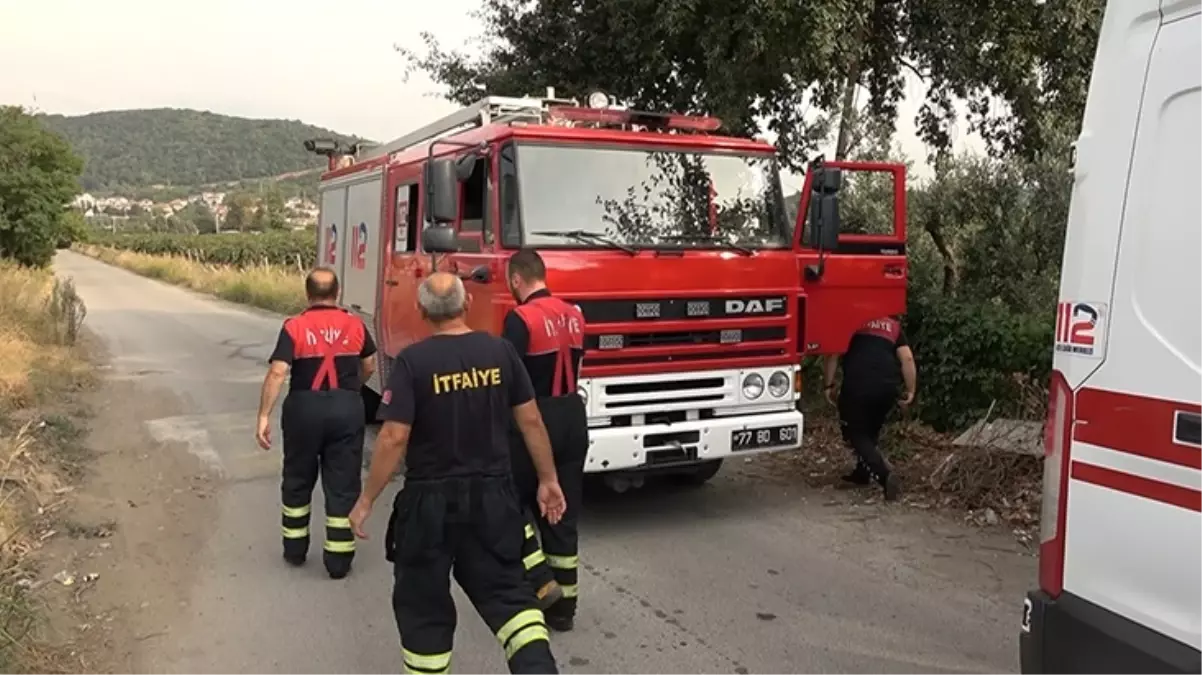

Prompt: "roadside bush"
[0,107,84,267]
[904,293,1054,432]
[88,230,315,268]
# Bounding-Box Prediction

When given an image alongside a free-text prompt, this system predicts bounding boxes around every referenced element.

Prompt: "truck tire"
[675,459,723,486]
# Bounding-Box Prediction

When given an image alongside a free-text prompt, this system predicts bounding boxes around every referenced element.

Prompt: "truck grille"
[585,326,785,350]
[592,371,736,418]
[575,295,788,323]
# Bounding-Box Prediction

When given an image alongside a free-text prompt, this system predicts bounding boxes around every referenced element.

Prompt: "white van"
[1019,0,1201,672]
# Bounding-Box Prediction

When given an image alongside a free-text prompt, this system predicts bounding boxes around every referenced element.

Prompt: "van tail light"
[1039,369,1074,598]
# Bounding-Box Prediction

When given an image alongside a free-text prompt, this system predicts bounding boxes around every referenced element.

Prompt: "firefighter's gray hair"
[417,274,467,322]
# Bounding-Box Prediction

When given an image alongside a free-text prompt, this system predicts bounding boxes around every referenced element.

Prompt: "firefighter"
[501,249,588,633]
[822,315,917,502]
[348,272,566,675]
[255,267,377,578]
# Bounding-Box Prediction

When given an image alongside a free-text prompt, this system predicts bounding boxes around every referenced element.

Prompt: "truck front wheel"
[674,459,723,486]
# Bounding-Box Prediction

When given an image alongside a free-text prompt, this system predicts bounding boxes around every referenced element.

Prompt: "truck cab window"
[500,144,520,247]
[395,183,419,253]
[460,157,488,238]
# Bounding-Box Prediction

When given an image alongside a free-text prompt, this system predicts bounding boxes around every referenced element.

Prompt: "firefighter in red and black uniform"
[501,249,588,633]
[255,267,377,579]
[822,315,917,502]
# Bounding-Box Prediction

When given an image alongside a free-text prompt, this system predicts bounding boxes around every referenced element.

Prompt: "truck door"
[375,168,424,392]
[339,170,385,330]
[792,161,908,354]
[444,146,505,335]
[318,186,349,283]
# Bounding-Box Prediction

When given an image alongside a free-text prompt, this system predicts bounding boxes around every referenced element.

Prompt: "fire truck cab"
[307,91,904,489]
[1019,0,1201,672]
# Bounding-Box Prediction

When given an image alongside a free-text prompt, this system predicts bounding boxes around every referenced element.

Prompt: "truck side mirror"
[426,159,459,224]
[805,167,842,251]
[422,225,460,253]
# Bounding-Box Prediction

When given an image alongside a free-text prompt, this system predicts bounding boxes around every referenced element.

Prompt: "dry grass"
[0,261,90,672]
[75,244,307,315]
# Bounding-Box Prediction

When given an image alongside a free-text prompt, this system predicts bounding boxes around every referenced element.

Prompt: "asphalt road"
[55,250,1032,674]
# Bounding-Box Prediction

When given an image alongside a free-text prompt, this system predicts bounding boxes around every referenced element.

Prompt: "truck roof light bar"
[355,94,578,163]
[547,106,722,132]
[340,89,727,170]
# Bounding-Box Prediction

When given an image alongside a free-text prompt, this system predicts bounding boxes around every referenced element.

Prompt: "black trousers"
[510,395,588,619]
[280,389,364,576]
[837,385,896,483]
[387,476,558,675]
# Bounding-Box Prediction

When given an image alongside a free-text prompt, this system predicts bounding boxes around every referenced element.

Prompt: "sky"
[0,0,981,181]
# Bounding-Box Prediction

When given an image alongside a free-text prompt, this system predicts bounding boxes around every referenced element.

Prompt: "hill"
[38,109,361,193]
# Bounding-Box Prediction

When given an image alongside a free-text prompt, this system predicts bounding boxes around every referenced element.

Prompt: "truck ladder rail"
[355,94,577,162]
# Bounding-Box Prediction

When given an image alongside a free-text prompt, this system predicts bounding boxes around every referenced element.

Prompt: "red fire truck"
[305,90,906,489]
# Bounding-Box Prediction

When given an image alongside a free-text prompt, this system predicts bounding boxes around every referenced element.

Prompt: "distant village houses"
[73,188,319,229]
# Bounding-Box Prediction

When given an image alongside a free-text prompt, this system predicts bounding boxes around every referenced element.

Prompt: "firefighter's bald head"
[305,267,339,304]
[418,272,469,323]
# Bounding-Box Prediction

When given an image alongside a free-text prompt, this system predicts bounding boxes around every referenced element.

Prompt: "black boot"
[283,552,306,567]
[881,472,902,502]
[544,601,575,632]
[840,462,872,486]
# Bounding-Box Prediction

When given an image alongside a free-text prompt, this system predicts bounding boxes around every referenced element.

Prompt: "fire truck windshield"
[513,143,789,251]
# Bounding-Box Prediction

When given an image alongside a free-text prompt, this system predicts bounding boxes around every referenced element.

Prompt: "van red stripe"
[1074,388,1202,470]
[1071,461,1202,512]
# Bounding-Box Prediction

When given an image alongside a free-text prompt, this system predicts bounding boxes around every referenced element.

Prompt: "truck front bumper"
[583,409,803,474]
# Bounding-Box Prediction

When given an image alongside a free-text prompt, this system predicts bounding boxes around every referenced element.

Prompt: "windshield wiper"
[530,230,639,255]
[661,234,754,256]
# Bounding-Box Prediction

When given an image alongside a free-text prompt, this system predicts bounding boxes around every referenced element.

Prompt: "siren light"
[546,106,722,132]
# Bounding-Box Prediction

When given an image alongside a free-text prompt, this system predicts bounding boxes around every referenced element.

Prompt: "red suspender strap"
[515,297,585,397]
[311,339,340,391]
[286,310,363,391]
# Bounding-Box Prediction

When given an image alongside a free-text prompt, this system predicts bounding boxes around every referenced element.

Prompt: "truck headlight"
[742,373,764,400]
[768,371,790,398]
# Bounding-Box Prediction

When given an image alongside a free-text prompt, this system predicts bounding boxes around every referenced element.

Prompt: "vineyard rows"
[89,231,316,268]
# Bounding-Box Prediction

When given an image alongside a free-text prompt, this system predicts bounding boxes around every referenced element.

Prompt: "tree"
[224,191,256,231]
[175,203,215,234]
[253,184,289,231]
[0,106,84,267]
[400,0,1103,166]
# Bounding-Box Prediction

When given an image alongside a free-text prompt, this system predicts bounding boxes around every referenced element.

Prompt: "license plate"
[731,424,798,451]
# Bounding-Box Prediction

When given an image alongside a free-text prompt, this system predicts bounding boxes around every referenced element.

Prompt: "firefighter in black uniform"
[501,249,588,633]
[822,315,917,502]
[255,267,377,579]
[348,272,566,675]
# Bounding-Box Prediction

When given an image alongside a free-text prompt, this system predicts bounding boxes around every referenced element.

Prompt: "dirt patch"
[750,407,1042,545]
[32,341,219,672]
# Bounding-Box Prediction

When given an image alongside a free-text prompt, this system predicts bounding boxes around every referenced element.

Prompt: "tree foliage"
[38,109,359,193]
[400,0,1103,166]
[0,106,84,267]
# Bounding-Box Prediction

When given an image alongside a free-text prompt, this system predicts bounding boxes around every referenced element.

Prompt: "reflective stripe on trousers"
[282,503,311,540]
[402,648,451,675]
[325,514,355,554]
[497,608,551,661]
